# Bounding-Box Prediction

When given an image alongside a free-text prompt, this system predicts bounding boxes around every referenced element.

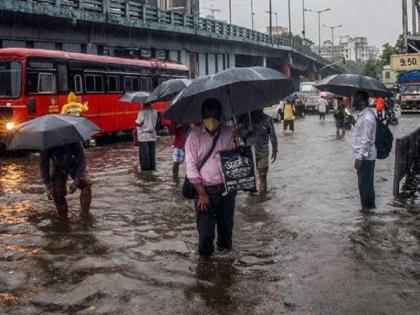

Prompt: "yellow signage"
[391,53,420,71]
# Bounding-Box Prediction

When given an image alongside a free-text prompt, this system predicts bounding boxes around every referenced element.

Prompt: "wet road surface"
[1,114,420,315]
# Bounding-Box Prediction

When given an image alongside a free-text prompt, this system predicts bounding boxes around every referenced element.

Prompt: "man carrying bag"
[184,98,236,258]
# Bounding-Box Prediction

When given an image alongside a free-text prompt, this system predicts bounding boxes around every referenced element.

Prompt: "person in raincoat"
[61,92,89,116]
[283,101,296,133]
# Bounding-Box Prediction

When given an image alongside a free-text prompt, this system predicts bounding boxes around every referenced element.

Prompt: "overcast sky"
[199,0,403,49]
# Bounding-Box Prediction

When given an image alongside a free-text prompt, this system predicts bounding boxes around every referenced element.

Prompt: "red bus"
[0,48,189,149]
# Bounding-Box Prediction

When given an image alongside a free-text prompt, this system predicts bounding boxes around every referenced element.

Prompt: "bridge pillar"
[281,64,292,78]
[263,56,267,67]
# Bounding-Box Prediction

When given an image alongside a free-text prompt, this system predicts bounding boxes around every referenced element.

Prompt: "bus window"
[74,75,83,94]
[38,73,56,94]
[0,61,22,98]
[125,76,140,92]
[107,75,122,93]
[85,74,104,93]
[57,64,68,93]
[140,77,153,92]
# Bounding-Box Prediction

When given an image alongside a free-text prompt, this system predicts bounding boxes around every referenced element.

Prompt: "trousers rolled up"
[357,160,376,209]
[139,141,156,171]
[195,190,236,257]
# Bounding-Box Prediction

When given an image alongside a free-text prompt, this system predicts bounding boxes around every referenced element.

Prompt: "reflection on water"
[1,116,420,314]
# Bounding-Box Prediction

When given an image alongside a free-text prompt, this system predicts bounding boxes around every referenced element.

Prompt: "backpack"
[374,113,393,160]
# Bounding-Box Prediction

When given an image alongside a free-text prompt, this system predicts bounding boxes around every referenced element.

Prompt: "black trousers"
[357,160,376,209]
[139,141,156,171]
[283,120,294,131]
[195,190,236,257]
[319,112,326,120]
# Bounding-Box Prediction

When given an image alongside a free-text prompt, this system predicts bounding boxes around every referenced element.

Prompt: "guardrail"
[393,127,420,197]
[7,0,339,69]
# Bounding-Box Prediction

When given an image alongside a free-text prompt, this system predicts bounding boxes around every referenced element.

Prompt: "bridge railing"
[393,127,420,197]
[13,0,337,67]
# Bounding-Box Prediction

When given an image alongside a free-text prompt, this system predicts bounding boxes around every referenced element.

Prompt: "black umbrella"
[314,74,392,98]
[163,67,294,123]
[145,79,191,104]
[119,91,150,104]
[8,114,100,151]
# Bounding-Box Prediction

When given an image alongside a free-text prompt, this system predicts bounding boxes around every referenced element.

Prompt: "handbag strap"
[198,130,221,171]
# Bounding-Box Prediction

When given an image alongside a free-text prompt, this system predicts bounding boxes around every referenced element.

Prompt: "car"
[264,102,283,122]
[305,96,321,113]
[399,83,420,113]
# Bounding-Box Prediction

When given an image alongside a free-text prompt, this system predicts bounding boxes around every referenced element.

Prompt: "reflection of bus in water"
[0,48,190,150]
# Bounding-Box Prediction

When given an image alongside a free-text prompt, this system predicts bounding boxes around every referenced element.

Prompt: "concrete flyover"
[0,0,344,82]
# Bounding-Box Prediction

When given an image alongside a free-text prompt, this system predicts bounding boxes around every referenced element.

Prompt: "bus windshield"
[0,61,22,98]
[401,84,420,94]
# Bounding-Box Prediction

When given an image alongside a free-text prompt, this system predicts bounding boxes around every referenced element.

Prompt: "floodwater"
[1,114,420,315]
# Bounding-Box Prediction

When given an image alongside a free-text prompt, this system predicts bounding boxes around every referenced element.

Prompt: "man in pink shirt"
[185,98,236,257]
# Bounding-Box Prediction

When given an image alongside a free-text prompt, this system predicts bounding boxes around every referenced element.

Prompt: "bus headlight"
[6,122,15,130]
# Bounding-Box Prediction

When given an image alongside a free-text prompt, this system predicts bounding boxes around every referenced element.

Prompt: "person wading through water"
[185,98,237,257]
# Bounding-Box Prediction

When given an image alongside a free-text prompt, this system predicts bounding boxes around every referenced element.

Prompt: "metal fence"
[8,0,336,67]
[393,127,420,197]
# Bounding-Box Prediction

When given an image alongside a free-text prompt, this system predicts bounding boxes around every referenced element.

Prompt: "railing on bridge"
[393,127,420,197]
[9,0,335,66]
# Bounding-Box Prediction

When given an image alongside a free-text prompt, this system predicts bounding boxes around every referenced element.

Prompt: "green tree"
[363,59,381,79]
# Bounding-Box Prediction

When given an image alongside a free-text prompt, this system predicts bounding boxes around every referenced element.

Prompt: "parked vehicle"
[399,83,420,113]
[0,48,190,149]
[304,96,321,113]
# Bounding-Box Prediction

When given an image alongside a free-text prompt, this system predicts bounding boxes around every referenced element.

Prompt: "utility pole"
[251,0,254,30]
[302,0,306,39]
[229,0,232,24]
[269,0,272,36]
[288,0,291,36]
[403,0,408,52]
[323,24,342,59]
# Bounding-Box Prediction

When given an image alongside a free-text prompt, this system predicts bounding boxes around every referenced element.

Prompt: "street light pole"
[229,0,232,24]
[302,0,306,39]
[269,0,272,36]
[288,0,291,35]
[251,0,254,30]
[266,10,277,34]
[305,8,331,55]
[323,24,342,59]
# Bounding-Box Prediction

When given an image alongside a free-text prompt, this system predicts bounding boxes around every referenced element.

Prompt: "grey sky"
[200,0,402,49]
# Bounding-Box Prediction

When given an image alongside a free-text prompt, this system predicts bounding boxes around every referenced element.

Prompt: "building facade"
[316,35,379,62]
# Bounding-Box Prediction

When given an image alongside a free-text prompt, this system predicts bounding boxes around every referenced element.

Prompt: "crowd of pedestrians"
[37,87,393,259]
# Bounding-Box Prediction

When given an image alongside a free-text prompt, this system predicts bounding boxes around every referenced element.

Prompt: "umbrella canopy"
[314,74,392,98]
[119,91,150,104]
[164,67,294,123]
[145,79,191,104]
[8,114,100,151]
[283,92,305,102]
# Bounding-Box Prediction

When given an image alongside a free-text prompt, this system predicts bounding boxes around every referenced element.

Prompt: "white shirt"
[318,98,328,113]
[352,107,377,161]
[136,109,158,142]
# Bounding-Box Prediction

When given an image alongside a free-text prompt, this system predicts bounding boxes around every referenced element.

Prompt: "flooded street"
[1,114,420,315]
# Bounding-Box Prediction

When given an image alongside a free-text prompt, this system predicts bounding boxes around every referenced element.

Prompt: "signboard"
[390,53,420,71]
[219,146,257,193]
